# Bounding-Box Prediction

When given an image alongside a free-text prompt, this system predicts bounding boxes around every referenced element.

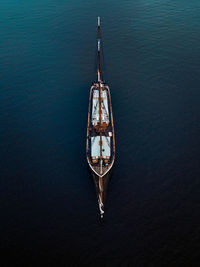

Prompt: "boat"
[86,17,115,218]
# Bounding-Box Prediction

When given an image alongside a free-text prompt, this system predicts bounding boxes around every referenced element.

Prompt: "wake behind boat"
[86,17,115,217]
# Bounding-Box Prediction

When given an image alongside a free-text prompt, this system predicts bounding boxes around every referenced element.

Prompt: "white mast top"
[98,16,100,27]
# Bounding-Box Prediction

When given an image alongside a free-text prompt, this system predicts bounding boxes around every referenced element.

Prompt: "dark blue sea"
[1,0,200,266]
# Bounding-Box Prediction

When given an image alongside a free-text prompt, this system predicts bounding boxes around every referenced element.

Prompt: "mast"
[97,16,101,82]
[97,16,103,167]
[97,17,104,217]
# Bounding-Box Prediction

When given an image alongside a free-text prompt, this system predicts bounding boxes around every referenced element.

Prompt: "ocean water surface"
[1,0,200,266]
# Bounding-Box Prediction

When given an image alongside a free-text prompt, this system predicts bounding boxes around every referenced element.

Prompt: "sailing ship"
[86,17,115,218]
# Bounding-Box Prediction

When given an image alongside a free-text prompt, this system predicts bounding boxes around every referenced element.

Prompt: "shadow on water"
[87,165,113,221]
